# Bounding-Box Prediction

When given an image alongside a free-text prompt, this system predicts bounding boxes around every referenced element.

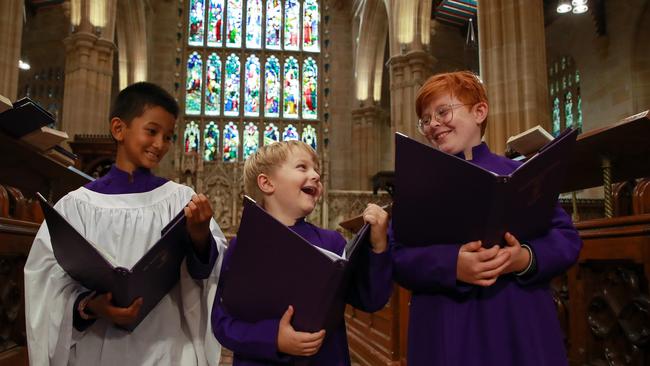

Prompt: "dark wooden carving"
[633,178,650,215]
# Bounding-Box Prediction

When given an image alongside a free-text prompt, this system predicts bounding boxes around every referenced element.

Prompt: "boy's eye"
[146,129,157,135]
[296,164,306,170]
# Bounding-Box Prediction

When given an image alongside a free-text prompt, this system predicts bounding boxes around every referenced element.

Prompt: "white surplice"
[24,181,226,366]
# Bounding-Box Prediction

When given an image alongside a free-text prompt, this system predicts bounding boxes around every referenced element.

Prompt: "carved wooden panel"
[633,178,650,215]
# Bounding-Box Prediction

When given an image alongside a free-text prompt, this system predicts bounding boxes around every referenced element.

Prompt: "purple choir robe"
[74,165,219,330]
[391,142,582,366]
[212,219,393,365]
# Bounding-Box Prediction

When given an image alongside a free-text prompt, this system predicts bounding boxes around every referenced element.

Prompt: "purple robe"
[391,142,582,366]
[212,219,393,365]
[74,165,218,330]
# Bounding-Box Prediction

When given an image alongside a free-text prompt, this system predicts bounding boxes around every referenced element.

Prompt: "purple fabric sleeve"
[186,235,218,280]
[346,241,393,312]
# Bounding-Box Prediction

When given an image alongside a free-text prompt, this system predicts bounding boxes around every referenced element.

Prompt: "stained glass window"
[283,124,299,141]
[226,0,242,48]
[184,0,321,163]
[205,53,221,115]
[224,54,240,116]
[223,122,239,162]
[207,0,224,47]
[243,122,260,159]
[184,121,201,153]
[246,0,262,48]
[188,0,205,46]
[264,123,279,145]
[302,125,317,150]
[303,0,320,52]
[266,0,282,49]
[244,55,261,116]
[548,56,582,136]
[186,52,203,115]
[264,56,281,117]
[284,57,300,118]
[204,121,219,161]
[302,57,318,119]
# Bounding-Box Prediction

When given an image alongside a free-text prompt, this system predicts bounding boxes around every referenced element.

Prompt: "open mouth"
[301,186,318,196]
[434,130,452,141]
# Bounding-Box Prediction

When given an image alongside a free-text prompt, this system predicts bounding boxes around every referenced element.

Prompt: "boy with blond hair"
[390,71,582,365]
[212,140,392,365]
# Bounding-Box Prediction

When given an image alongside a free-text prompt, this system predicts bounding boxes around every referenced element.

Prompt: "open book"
[220,196,371,335]
[506,125,554,157]
[37,193,190,331]
[392,128,578,247]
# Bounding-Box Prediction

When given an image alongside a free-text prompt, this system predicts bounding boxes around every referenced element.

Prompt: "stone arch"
[355,0,388,103]
[115,0,148,89]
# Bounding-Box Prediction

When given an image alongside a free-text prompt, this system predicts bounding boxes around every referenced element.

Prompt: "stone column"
[0,0,24,100]
[478,0,550,154]
[351,105,384,190]
[61,0,117,137]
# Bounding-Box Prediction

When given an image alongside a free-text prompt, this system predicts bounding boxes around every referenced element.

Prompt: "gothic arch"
[115,0,148,89]
[355,0,388,102]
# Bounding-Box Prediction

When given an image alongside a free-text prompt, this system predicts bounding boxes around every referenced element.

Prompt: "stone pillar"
[0,0,24,100]
[61,0,117,137]
[478,0,550,154]
[351,105,384,190]
[388,50,435,146]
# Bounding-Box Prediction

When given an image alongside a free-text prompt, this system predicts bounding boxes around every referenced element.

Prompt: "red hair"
[416,71,489,135]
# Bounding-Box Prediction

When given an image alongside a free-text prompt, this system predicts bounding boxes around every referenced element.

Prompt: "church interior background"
[2,0,650,364]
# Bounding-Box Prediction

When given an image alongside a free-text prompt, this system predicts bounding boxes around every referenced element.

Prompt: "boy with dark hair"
[25,82,227,366]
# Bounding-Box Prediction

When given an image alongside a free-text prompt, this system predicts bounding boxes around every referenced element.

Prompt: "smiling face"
[261,146,322,223]
[112,105,176,172]
[420,93,487,156]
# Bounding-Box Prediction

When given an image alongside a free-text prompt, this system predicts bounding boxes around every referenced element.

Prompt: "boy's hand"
[498,232,531,275]
[277,305,326,356]
[86,293,143,327]
[362,203,389,253]
[456,241,511,286]
[185,194,214,256]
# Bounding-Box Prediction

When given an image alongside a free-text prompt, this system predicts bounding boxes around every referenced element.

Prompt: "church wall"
[545,0,650,132]
[326,0,355,190]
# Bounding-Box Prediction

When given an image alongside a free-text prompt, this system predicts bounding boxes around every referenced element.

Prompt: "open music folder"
[220,196,371,335]
[392,128,579,247]
[37,192,190,331]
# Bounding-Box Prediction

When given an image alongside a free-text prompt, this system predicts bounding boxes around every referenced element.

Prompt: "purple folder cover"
[0,98,54,138]
[392,128,578,247]
[37,193,189,331]
[220,196,371,336]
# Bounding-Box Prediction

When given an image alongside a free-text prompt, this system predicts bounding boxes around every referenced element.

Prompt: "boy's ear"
[110,117,127,142]
[473,102,488,125]
[257,173,275,195]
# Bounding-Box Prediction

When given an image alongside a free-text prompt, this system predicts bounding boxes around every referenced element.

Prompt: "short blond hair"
[244,140,320,204]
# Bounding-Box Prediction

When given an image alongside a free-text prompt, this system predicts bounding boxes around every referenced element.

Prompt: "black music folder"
[393,128,578,247]
[0,97,55,138]
[220,196,371,335]
[37,192,190,331]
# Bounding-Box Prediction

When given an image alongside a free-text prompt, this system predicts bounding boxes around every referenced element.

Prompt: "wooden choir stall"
[341,111,650,366]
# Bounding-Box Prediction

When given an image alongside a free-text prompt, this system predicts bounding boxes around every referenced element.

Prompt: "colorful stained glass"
[552,97,560,137]
[264,56,281,117]
[207,0,224,47]
[577,95,583,132]
[223,122,239,162]
[243,122,259,159]
[205,53,221,115]
[302,125,317,150]
[188,0,205,46]
[284,0,300,50]
[185,52,203,115]
[564,92,573,129]
[266,0,282,49]
[224,54,240,116]
[303,0,319,52]
[246,0,262,48]
[184,121,200,153]
[244,55,261,116]
[203,121,219,161]
[226,0,242,47]
[283,124,299,141]
[302,57,318,119]
[283,57,300,118]
[264,123,279,145]
[575,70,580,83]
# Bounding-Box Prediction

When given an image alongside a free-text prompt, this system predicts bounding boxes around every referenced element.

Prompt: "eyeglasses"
[416,103,473,135]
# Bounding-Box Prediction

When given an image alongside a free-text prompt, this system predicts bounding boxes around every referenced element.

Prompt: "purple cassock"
[212,219,393,365]
[73,165,219,331]
[391,142,582,366]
